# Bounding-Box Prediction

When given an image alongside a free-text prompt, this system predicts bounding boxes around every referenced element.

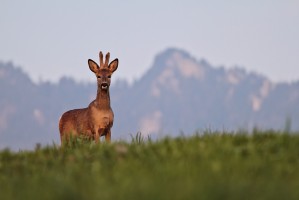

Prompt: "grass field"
[1,130,299,200]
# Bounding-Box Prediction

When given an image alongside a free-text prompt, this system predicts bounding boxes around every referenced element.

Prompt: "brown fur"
[59,51,118,143]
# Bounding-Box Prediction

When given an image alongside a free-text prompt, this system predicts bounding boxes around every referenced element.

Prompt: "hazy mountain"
[1,48,299,149]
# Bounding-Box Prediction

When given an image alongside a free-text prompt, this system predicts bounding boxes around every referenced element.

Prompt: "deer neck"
[95,88,111,109]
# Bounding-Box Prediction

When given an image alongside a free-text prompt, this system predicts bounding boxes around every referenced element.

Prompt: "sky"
[1,0,299,83]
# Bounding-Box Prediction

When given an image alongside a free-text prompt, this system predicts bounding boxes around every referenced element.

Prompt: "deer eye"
[97,76,101,79]
[108,75,111,78]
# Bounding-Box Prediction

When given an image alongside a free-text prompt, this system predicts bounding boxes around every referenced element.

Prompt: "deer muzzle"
[101,82,109,90]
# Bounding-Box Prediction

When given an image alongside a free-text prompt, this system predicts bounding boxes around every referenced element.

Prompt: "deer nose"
[101,82,109,90]
[101,82,108,87]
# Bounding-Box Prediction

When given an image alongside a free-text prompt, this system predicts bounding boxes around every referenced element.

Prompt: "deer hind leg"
[60,126,77,145]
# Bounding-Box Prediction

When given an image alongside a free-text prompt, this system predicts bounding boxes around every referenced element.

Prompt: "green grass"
[1,130,299,200]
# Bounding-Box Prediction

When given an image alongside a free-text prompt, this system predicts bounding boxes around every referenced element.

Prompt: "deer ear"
[88,59,99,73]
[108,58,118,73]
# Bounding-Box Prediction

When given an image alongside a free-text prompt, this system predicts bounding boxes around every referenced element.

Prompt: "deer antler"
[99,51,104,67]
[99,51,110,68]
[104,52,110,67]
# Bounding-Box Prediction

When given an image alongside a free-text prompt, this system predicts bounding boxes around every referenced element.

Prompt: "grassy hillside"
[1,131,299,200]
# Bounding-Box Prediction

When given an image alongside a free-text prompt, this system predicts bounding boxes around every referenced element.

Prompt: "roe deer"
[59,51,118,143]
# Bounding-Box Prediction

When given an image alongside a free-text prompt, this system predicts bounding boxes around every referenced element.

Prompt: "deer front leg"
[105,129,111,142]
[91,126,99,143]
[96,127,106,143]
[95,130,100,143]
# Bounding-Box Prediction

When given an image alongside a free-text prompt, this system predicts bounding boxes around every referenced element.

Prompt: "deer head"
[88,51,118,91]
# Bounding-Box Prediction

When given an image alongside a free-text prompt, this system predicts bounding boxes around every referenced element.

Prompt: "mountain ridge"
[0,48,298,149]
